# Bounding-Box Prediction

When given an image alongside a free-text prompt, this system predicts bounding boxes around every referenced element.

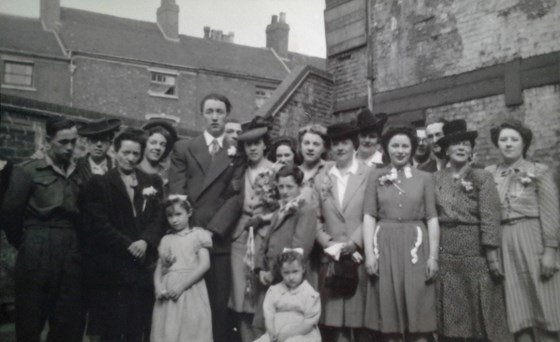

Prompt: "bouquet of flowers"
[253,170,280,213]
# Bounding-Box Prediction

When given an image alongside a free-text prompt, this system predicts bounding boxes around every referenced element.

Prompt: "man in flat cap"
[75,118,121,184]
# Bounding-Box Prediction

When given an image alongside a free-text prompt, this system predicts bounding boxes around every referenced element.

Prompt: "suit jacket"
[81,168,164,286]
[168,135,244,254]
[256,203,317,272]
[316,163,375,250]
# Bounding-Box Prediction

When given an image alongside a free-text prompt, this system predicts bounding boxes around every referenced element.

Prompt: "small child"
[150,195,213,342]
[255,250,321,342]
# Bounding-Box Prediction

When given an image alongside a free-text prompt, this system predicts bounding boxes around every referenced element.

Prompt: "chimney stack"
[266,12,290,57]
[204,26,211,39]
[40,0,60,31]
[157,0,179,40]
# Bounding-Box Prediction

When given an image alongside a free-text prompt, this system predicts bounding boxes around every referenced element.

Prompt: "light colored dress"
[434,167,510,340]
[363,166,437,333]
[151,228,213,342]
[486,159,560,333]
[254,280,321,342]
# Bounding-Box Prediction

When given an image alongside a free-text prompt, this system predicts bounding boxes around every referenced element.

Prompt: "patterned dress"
[434,167,510,340]
[363,166,437,333]
[151,228,213,342]
[486,159,560,333]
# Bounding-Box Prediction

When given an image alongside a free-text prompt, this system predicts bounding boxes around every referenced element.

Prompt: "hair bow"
[168,194,188,202]
[282,247,304,255]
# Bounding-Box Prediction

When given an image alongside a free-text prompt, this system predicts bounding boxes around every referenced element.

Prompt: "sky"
[0,0,327,58]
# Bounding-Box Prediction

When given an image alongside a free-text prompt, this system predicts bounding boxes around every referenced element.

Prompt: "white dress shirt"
[203,130,225,154]
[329,156,359,207]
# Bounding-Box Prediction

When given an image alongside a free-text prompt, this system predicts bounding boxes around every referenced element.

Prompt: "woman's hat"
[142,119,178,159]
[78,118,121,137]
[436,119,478,151]
[326,121,359,141]
[356,109,388,133]
[238,116,270,142]
[489,119,532,155]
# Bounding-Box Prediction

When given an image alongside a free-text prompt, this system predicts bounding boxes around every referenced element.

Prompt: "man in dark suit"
[169,93,243,342]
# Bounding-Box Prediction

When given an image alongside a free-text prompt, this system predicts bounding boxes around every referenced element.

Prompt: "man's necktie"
[209,139,220,158]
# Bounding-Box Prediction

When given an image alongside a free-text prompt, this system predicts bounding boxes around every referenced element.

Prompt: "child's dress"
[151,228,213,342]
[255,280,321,342]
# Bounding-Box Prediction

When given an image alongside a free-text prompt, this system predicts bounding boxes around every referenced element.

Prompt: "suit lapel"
[199,141,231,198]
[323,165,345,219]
[188,136,212,175]
[107,169,135,217]
[342,164,367,211]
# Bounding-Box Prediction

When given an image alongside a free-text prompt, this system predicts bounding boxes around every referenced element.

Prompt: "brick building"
[325,0,560,187]
[0,0,325,162]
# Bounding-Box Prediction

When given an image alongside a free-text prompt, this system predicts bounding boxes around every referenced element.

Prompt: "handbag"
[325,255,359,298]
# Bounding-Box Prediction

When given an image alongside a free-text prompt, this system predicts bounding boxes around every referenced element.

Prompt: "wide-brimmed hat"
[238,116,270,142]
[356,109,388,133]
[489,119,532,156]
[142,119,178,160]
[436,119,478,151]
[326,121,360,141]
[78,118,121,137]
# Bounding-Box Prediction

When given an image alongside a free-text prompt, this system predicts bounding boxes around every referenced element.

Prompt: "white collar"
[330,156,358,177]
[203,130,224,148]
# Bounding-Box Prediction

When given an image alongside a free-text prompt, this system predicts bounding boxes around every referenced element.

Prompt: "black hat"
[356,109,388,133]
[326,121,360,141]
[78,118,121,137]
[238,116,270,142]
[490,119,532,156]
[142,119,178,160]
[437,119,478,151]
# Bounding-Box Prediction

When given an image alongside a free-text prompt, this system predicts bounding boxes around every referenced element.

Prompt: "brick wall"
[370,0,560,92]
[425,84,560,187]
[0,110,45,164]
[327,47,368,105]
[71,57,280,132]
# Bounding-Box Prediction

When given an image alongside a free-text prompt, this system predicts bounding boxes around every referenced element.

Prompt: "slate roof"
[0,14,65,57]
[0,8,325,80]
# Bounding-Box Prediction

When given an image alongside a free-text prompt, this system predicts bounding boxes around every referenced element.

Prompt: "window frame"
[1,57,36,91]
[148,68,179,99]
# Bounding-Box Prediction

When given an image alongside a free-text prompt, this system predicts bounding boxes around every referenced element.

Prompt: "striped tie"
[209,139,220,158]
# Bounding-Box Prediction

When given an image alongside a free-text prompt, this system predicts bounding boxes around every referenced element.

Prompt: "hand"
[341,241,357,255]
[259,270,273,286]
[128,240,147,259]
[425,257,438,282]
[167,283,186,301]
[487,260,504,280]
[365,251,378,276]
[244,216,264,231]
[351,251,363,263]
[156,289,168,301]
[540,248,558,281]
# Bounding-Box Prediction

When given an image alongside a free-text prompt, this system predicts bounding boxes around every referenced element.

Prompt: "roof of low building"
[0,14,66,57]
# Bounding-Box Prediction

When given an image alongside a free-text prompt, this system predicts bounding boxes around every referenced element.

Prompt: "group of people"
[0,92,558,342]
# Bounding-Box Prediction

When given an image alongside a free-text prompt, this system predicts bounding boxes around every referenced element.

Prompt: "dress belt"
[501,216,539,225]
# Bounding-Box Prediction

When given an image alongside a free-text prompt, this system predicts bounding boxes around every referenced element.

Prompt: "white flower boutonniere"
[142,186,158,198]
[320,175,334,199]
[227,145,237,157]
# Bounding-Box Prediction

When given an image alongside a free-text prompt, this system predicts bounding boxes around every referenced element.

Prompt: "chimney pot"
[279,12,286,23]
[271,15,278,24]
[204,26,211,38]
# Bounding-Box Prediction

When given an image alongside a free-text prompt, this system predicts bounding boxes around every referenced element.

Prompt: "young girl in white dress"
[151,195,213,342]
[255,250,321,342]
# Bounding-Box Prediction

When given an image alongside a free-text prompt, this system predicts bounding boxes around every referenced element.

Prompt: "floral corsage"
[319,175,334,199]
[518,171,536,186]
[227,145,237,157]
[281,195,305,215]
[379,169,406,193]
[142,186,158,198]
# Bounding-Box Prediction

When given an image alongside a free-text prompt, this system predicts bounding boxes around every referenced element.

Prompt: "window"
[149,71,177,98]
[255,86,275,109]
[3,61,34,87]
